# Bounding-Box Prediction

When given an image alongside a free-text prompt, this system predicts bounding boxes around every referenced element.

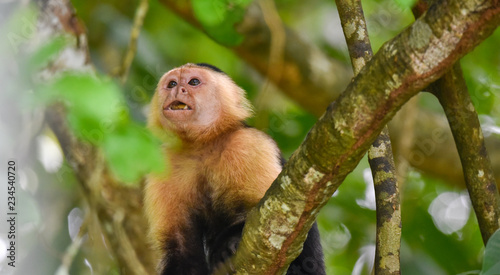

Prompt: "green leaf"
[43,74,126,144]
[191,0,252,46]
[102,123,166,184]
[192,0,227,26]
[481,229,500,275]
[37,72,166,184]
[393,0,417,9]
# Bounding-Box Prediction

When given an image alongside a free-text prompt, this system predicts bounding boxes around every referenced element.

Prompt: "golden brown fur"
[145,64,281,268]
[145,128,281,248]
[145,63,324,275]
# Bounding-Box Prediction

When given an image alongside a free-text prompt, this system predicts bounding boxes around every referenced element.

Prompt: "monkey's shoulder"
[206,127,282,204]
[217,127,281,168]
[222,127,279,156]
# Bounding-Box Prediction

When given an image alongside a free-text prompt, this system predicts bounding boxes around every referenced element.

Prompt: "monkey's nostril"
[181,87,187,93]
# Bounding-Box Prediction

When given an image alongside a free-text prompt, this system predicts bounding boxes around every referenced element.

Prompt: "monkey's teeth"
[169,102,189,110]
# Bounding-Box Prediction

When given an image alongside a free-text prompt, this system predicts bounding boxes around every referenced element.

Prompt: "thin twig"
[54,235,85,275]
[54,212,89,275]
[120,0,149,84]
[254,0,286,130]
[113,208,151,275]
[258,0,285,85]
[335,0,401,274]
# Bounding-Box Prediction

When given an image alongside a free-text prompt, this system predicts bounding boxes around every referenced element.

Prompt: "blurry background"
[0,0,499,274]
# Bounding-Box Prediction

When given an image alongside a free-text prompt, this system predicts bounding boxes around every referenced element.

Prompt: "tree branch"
[118,0,149,84]
[370,129,401,275]
[231,0,500,273]
[414,0,500,245]
[157,0,500,189]
[335,0,401,274]
[430,64,500,243]
[157,0,352,117]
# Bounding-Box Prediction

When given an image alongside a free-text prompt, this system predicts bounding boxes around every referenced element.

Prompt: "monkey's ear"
[235,86,254,120]
[219,78,253,123]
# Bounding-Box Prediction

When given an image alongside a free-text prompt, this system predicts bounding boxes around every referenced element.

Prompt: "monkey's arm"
[206,127,281,272]
[210,128,325,274]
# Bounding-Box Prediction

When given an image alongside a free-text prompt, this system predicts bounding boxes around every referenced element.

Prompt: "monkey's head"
[149,63,253,143]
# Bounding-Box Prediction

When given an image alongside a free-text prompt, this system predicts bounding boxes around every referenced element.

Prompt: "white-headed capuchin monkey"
[145,63,325,275]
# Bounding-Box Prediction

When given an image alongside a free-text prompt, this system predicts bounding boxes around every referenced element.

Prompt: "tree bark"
[157,0,500,189]
[414,0,500,245]
[27,0,500,274]
[430,64,500,243]
[335,0,402,274]
[231,0,500,273]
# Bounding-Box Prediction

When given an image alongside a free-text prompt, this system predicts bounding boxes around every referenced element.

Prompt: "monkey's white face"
[156,66,222,134]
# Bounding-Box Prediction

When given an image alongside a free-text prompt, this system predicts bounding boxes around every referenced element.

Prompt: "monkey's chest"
[167,156,248,229]
[189,172,246,217]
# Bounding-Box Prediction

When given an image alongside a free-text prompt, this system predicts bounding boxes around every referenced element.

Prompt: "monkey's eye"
[167,81,177,88]
[188,78,200,86]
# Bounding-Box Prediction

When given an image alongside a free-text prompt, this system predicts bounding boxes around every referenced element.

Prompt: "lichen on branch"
[231,0,500,273]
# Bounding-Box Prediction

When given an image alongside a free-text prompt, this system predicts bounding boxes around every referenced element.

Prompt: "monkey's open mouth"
[167,101,192,110]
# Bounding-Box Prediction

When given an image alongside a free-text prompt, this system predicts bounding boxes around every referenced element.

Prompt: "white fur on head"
[149,64,253,143]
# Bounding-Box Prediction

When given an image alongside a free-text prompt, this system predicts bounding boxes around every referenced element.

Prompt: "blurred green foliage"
[102,122,165,183]
[8,0,499,274]
[30,41,165,183]
[481,229,500,275]
[26,37,68,72]
[192,0,252,46]
[39,72,165,183]
[393,0,417,10]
